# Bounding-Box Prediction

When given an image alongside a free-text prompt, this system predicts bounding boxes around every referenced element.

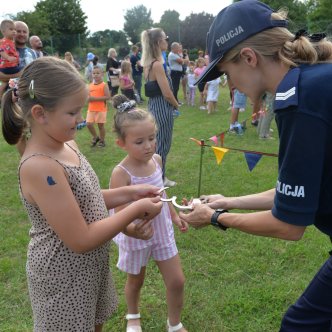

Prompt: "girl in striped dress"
[110,95,188,332]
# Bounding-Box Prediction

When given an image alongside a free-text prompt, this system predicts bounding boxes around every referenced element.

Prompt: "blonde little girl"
[1,57,162,332]
[110,94,188,332]
[119,60,135,101]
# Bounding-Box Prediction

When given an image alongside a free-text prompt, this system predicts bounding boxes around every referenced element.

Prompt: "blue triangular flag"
[244,153,262,171]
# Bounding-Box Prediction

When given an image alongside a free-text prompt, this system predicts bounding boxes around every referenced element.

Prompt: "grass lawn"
[0,85,330,331]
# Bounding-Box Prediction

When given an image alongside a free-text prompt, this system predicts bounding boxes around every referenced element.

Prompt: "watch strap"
[211,209,228,230]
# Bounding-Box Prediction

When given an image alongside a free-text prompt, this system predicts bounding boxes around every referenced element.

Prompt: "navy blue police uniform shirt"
[272,64,332,236]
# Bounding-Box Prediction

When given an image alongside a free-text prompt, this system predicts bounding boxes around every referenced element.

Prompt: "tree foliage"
[34,0,88,53]
[259,0,308,31]
[88,30,129,59]
[13,0,88,54]
[123,5,153,45]
[180,13,215,51]
[159,10,181,44]
[8,0,332,60]
[307,0,332,34]
[14,10,51,40]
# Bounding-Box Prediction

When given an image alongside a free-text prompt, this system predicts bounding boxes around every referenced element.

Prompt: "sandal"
[126,313,142,332]
[167,319,185,332]
[91,136,100,147]
[97,140,106,148]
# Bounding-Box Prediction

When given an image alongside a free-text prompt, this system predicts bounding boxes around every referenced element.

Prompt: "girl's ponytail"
[1,89,27,145]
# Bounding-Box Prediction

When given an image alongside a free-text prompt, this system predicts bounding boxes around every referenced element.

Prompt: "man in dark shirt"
[130,44,144,103]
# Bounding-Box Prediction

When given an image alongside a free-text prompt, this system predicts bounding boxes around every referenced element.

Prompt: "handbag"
[110,75,120,87]
[144,60,162,97]
[145,80,162,97]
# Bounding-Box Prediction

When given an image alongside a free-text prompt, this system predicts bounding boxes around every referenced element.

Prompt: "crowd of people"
[3,0,332,330]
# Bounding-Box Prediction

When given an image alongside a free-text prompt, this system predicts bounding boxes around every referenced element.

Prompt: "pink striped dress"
[111,157,175,250]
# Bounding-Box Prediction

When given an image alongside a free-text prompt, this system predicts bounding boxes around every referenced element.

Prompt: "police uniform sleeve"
[272,109,328,226]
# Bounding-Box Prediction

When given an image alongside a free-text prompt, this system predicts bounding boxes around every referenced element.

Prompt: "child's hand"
[172,214,189,233]
[8,56,18,63]
[131,184,161,200]
[135,196,162,220]
[127,219,154,240]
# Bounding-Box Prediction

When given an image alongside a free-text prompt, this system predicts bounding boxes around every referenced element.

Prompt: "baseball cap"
[195,0,288,84]
[87,52,95,61]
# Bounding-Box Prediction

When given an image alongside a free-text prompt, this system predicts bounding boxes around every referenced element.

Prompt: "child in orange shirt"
[86,66,110,147]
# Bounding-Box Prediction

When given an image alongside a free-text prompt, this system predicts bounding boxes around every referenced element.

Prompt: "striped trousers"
[148,96,174,178]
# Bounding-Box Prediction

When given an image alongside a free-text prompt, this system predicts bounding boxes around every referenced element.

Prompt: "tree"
[180,13,215,51]
[87,29,129,59]
[14,10,51,40]
[159,10,181,43]
[259,0,308,31]
[123,5,153,45]
[34,0,88,53]
[232,0,308,31]
[307,0,332,33]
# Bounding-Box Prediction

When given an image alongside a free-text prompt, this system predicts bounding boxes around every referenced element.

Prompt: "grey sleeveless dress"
[18,146,118,331]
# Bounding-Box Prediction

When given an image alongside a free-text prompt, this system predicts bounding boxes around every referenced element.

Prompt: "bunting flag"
[220,132,225,146]
[244,152,263,171]
[209,135,218,145]
[212,147,229,165]
[190,137,203,146]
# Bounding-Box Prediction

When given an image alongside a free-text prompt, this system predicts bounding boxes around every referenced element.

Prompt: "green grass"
[0,86,330,332]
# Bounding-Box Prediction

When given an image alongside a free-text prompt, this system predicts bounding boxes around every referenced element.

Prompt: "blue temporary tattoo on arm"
[47,176,57,185]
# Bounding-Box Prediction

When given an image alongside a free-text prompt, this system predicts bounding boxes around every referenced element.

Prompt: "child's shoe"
[126,313,142,332]
[97,140,106,148]
[91,136,100,147]
[173,109,180,118]
[163,177,177,187]
[167,319,186,332]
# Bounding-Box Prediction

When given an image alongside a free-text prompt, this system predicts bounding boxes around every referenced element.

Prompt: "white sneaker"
[239,108,245,112]
[163,177,177,187]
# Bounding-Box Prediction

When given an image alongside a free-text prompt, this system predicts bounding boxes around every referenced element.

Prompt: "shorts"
[0,65,20,74]
[86,111,107,124]
[117,241,178,275]
[198,81,206,93]
[233,90,247,109]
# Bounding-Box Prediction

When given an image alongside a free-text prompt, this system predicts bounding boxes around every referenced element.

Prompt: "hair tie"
[116,100,136,113]
[29,80,35,99]
[309,33,326,42]
[293,29,309,41]
[8,78,19,98]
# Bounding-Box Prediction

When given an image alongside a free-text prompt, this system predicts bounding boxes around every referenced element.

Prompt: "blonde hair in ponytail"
[141,28,164,68]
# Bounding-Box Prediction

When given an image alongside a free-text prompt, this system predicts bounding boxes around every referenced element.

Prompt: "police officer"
[180,1,332,331]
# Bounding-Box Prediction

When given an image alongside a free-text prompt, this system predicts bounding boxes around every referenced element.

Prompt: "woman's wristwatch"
[210,209,228,230]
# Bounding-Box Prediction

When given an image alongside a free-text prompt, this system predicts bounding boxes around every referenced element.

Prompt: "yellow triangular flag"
[212,147,229,165]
